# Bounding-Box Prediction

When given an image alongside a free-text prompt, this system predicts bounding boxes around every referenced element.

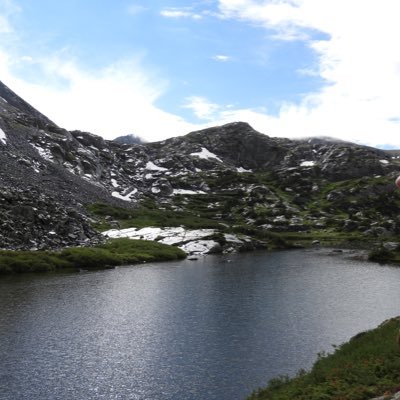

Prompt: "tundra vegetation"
[248,318,400,400]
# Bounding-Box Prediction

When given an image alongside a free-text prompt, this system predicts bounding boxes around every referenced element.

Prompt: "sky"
[0,0,400,148]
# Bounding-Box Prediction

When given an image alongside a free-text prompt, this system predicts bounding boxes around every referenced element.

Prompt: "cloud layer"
[212,0,400,147]
[1,0,400,148]
[0,52,199,141]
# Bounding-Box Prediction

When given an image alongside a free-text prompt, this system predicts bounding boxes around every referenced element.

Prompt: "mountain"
[1,80,400,253]
[113,133,145,145]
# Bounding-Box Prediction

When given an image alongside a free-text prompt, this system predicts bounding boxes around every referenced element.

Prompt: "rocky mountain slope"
[1,79,400,252]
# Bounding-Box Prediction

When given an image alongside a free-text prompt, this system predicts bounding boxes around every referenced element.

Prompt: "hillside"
[1,80,400,254]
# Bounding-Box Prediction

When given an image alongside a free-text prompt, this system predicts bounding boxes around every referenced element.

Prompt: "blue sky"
[0,0,400,148]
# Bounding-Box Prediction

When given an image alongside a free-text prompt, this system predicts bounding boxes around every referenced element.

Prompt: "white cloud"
[183,96,221,120]
[0,1,200,142]
[214,0,400,147]
[2,0,400,148]
[213,55,231,62]
[0,50,198,141]
[160,8,203,20]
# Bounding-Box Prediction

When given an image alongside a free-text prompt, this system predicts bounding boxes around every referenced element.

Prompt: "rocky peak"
[113,133,145,145]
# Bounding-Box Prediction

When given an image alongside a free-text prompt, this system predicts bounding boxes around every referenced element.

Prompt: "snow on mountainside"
[0,127,6,144]
[1,79,400,252]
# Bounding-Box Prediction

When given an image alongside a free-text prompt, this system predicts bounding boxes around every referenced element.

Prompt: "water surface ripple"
[1,249,400,399]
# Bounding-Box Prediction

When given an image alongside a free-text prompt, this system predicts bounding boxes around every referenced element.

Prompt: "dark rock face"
[159,122,289,170]
[0,81,136,249]
[0,187,100,250]
[0,79,399,250]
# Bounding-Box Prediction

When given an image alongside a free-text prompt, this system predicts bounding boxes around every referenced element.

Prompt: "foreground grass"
[0,238,186,274]
[248,318,400,400]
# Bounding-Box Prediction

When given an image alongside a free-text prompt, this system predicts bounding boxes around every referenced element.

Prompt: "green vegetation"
[87,202,222,231]
[368,246,400,264]
[85,172,400,256]
[0,238,186,275]
[281,230,368,248]
[249,318,400,400]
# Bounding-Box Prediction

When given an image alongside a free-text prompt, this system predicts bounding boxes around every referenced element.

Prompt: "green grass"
[0,238,186,275]
[87,202,222,231]
[249,318,400,400]
[280,230,368,247]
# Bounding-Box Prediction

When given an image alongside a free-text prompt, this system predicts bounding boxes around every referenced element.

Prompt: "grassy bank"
[248,318,400,400]
[0,238,186,274]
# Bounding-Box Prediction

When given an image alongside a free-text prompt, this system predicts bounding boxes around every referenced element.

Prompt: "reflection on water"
[1,249,400,400]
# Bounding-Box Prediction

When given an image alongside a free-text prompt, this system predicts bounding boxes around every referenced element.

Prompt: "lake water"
[1,249,400,400]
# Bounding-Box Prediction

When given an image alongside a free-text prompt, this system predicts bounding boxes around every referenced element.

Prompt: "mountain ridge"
[1,80,400,252]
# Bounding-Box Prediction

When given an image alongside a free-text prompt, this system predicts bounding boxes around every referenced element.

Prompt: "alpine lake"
[1,248,400,400]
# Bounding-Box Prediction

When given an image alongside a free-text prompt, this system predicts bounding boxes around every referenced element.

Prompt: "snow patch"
[300,161,315,167]
[111,179,119,188]
[146,161,168,171]
[103,227,252,255]
[0,127,6,144]
[111,188,137,202]
[180,240,219,255]
[103,227,217,254]
[31,144,53,160]
[190,147,223,162]
[237,167,252,173]
[173,189,206,195]
[379,159,389,164]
